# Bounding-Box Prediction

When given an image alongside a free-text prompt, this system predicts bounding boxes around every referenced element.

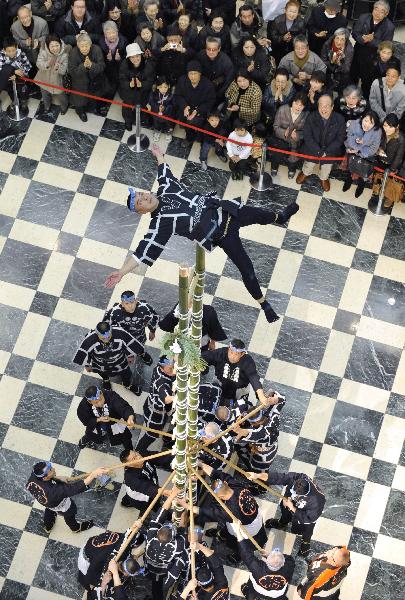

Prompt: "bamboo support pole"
[66,449,173,481]
[173,265,190,523]
[187,246,205,503]
[188,461,264,552]
[188,477,197,598]
[196,444,284,500]
[106,417,174,439]
[114,470,176,563]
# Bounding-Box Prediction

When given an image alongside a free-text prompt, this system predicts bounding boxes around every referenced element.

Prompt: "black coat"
[174,73,216,118]
[67,44,106,109]
[380,132,405,172]
[197,49,235,99]
[77,390,134,440]
[269,13,306,64]
[99,34,127,87]
[307,6,347,56]
[160,304,227,347]
[267,471,326,526]
[232,45,270,87]
[301,110,346,164]
[119,57,155,105]
[26,474,86,509]
[55,9,101,46]
[352,13,395,49]
[155,46,195,85]
[197,23,232,55]
[202,0,236,25]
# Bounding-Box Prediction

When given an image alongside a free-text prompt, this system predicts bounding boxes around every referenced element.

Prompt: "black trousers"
[216,206,277,301]
[100,366,132,387]
[84,426,133,450]
[279,503,315,544]
[44,501,81,531]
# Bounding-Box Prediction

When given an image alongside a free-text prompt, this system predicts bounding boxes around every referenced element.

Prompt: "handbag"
[62,72,72,90]
[348,154,374,178]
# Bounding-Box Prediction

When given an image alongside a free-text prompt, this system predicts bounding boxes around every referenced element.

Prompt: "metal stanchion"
[6,78,28,121]
[127,104,150,153]
[249,143,272,191]
[368,168,390,215]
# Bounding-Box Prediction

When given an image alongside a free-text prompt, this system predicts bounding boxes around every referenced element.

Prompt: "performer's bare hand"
[149,330,156,341]
[151,143,165,163]
[104,271,123,288]
[127,415,135,427]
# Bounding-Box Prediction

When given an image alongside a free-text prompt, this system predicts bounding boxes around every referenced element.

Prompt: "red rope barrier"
[18,75,405,180]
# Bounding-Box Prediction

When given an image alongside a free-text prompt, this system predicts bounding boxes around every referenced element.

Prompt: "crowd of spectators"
[0,0,404,204]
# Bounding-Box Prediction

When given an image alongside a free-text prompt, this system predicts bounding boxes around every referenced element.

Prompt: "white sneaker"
[153,131,161,142]
[201,160,208,171]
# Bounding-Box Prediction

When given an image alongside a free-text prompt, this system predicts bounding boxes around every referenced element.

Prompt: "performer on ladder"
[104,144,299,324]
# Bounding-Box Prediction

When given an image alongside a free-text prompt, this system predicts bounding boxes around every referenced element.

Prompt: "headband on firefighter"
[121,557,143,577]
[36,461,53,478]
[247,409,264,423]
[86,388,101,402]
[213,480,223,494]
[196,565,214,587]
[158,355,174,367]
[121,292,136,302]
[128,187,138,212]
[229,342,246,353]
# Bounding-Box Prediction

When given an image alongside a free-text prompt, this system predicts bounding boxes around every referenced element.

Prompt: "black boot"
[355,179,365,198]
[265,518,289,530]
[140,352,153,366]
[127,384,142,396]
[298,541,311,557]
[73,520,94,533]
[277,202,300,224]
[342,174,352,192]
[261,300,279,324]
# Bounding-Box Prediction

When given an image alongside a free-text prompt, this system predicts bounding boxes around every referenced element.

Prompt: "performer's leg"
[237,203,299,227]
[43,508,57,532]
[218,230,279,323]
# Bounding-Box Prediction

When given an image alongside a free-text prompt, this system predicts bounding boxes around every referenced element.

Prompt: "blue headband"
[121,294,136,302]
[213,480,223,493]
[98,329,111,339]
[159,357,174,367]
[197,568,214,587]
[248,410,263,423]
[86,388,101,402]
[128,188,137,212]
[122,557,142,577]
[36,461,52,478]
[229,343,245,353]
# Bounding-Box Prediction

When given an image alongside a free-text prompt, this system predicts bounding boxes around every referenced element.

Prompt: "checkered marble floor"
[0,93,405,600]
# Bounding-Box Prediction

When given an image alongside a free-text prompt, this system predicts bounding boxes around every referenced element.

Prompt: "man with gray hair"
[197,36,235,102]
[11,6,49,64]
[350,0,394,86]
[278,34,326,89]
[235,521,295,600]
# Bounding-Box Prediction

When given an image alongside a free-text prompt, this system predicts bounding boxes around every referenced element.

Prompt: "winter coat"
[262,77,295,119]
[177,24,199,51]
[230,10,265,48]
[352,13,394,49]
[321,36,354,83]
[307,5,348,55]
[35,40,69,94]
[345,119,382,158]
[197,24,232,55]
[119,57,155,105]
[175,74,216,118]
[55,9,101,46]
[67,44,106,108]
[196,49,235,99]
[31,0,66,22]
[278,50,326,81]
[160,0,194,24]
[334,96,369,124]
[273,103,308,145]
[148,87,176,119]
[301,109,346,164]
[11,15,49,65]
[99,34,127,86]
[380,132,405,172]
[232,44,271,87]
[225,79,262,126]
[155,46,195,85]
[269,13,306,63]
[135,30,165,61]
[202,0,236,25]
[370,77,405,122]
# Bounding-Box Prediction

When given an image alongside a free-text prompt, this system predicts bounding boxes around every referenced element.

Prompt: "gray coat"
[278,50,326,80]
[273,104,308,145]
[67,44,105,108]
[11,15,49,65]
[369,77,405,122]
[35,40,69,94]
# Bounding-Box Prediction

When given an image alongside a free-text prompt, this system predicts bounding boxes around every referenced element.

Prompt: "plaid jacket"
[0,48,31,76]
[225,80,262,127]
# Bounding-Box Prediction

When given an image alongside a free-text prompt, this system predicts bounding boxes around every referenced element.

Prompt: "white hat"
[126,43,143,58]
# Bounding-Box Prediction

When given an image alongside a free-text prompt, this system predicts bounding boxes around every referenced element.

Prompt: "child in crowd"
[226,118,253,180]
[147,76,175,142]
[199,110,228,170]
[0,37,31,113]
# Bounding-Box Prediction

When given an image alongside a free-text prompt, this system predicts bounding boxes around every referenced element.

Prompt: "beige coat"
[35,41,69,94]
